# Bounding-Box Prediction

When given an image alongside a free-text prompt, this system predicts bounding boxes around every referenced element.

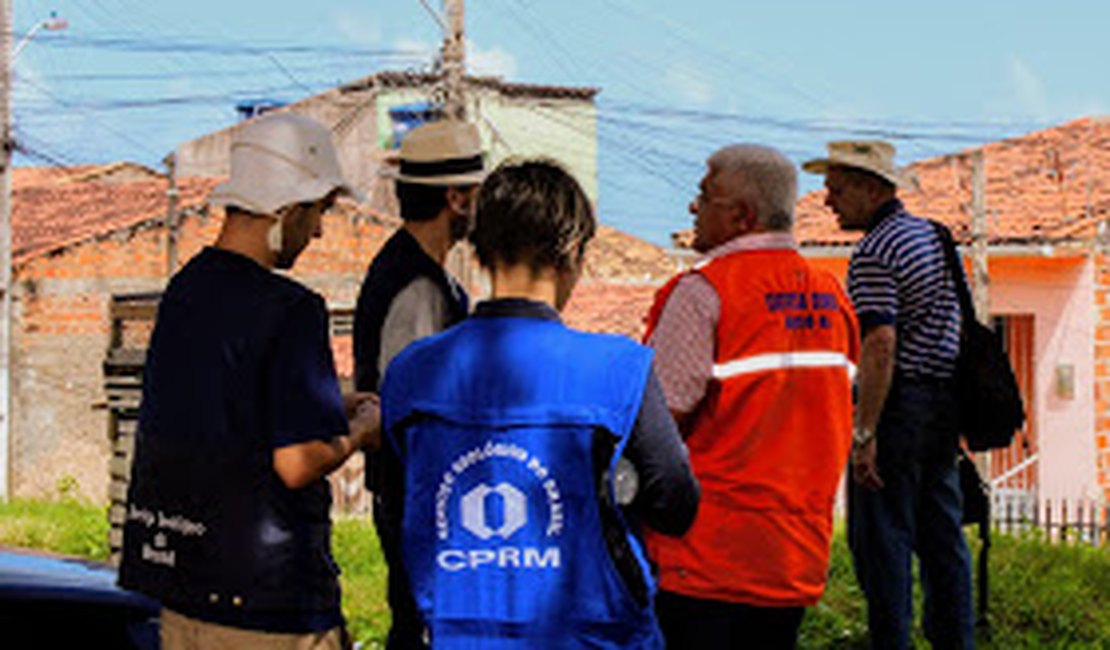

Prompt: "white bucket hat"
[392,120,486,186]
[208,112,361,216]
[803,140,915,188]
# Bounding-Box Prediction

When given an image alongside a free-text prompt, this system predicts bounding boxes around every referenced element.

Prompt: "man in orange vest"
[644,144,859,649]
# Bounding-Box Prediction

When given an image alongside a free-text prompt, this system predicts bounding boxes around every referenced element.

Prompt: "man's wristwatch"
[853,426,876,448]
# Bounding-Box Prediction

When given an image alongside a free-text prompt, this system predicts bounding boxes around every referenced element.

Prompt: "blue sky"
[11,0,1109,244]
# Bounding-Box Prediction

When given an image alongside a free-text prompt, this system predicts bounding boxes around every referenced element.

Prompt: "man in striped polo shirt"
[644,144,858,649]
[805,141,975,650]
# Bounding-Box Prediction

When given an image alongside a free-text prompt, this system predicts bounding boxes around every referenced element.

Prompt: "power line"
[26,32,429,59]
[13,72,162,157]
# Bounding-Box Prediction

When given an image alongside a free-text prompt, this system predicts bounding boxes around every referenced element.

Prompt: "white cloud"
[387,37,517,79]
[665,63,714,106]
[1008,56,1050,121]
[333,9,383,47]
[395,37,437,61]
[467,41,518,79]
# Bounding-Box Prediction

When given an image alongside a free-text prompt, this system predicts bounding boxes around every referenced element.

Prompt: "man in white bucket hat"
[804,141,975,650]
[353,118,485,649]
[119,112,380,650]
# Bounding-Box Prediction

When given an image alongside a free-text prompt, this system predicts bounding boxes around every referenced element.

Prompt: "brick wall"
[9,198,673,504]
[14,225,172,499]
[1095,252,1110,502]
[10,206,391,501]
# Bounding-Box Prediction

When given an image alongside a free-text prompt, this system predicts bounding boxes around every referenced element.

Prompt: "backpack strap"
[929,220,973,329]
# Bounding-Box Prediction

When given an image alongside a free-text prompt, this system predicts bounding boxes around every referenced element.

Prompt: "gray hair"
[708,144,797,231]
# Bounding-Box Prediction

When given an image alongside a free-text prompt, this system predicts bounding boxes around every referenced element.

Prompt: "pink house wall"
[990,256,1099,503]
[807,252,1101,502]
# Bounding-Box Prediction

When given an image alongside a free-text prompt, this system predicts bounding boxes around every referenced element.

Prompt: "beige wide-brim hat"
[208,112,362,215]
[802,140,915,188]
[391,120,486,186]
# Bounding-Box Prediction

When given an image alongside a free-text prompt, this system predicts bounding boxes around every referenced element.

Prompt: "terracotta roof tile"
[796,116,1110,246]
[583,225,680,282]
[12,163,673,373]
[13,176,218,265]
[563,282,659,341]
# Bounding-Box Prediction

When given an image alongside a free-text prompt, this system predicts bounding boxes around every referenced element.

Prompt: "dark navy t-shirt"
[138,246,346,632]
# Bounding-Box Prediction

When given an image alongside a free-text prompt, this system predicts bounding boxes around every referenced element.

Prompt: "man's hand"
[852,438,883,491]
[347,393,381,452]
[273,393,382,490]
[344,391,377,418]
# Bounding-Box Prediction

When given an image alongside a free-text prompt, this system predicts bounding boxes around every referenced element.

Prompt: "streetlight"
[12,12,67,61]
[0,6,67,500]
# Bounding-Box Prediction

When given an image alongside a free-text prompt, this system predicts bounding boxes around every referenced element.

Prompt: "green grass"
[2,499,1107,648]
[0,498,110,561]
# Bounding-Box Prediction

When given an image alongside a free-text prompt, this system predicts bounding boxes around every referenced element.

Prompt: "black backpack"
[932,222,1026,452]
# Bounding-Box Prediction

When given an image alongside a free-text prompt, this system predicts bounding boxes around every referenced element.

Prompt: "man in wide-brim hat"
[804,140,976,650]
[353,118,486,650]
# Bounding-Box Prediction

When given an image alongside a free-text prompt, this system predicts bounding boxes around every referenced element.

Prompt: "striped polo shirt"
[847,199,962,379]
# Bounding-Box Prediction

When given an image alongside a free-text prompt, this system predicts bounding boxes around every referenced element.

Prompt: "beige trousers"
[160,608,348,650]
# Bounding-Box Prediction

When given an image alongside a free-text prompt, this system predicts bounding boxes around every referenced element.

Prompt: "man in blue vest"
[119,113,381,650]
[381,160,700,648]
[353,119,484,648]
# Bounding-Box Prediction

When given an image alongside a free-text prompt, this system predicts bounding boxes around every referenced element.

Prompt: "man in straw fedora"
[804,141,975,649]
[118,112,381,650]
[353,118,485,649]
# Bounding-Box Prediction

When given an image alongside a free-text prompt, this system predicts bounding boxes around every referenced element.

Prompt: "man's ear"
[730,198,757,232]
[445,185,471,215]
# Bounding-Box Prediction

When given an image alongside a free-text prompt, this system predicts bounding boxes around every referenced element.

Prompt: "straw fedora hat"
[393,120,486,186]
[803,140,915,188]
[208,112,360,215]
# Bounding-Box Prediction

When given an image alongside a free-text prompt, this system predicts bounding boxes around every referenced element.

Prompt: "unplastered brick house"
[6,161,678,507]
[6,70,660,507]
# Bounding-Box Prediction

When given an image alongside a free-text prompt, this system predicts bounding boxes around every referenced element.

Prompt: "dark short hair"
[471,159,596,273]
[396,181,449,222]
[833,164,896,193]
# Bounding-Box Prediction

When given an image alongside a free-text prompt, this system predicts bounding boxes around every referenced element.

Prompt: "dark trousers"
[848,378,975,650]
[375,500,427,650]
[655,590,804,650]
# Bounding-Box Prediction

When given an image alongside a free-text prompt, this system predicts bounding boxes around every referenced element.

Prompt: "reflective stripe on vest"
[712,351,857,382]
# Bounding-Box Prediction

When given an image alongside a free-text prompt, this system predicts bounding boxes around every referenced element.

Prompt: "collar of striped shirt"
[700,232,797,262]
[866,198,905,231]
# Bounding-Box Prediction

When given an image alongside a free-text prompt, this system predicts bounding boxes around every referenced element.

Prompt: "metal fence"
[991,491,1109,546]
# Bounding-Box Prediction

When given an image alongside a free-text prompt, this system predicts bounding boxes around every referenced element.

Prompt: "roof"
[582,225,680,282]
[563,282,658,340]
[13,175,217,265]
[12,162,674,359]
[795,116,1110,246]
[13,162,162,187]
[340,70,599,101]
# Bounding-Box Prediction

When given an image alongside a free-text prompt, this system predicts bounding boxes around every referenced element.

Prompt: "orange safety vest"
[644,247,859,607]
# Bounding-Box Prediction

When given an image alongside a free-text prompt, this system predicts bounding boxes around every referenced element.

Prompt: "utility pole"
[441,0,466,120]
[436,0,479,294]
[970,149,989,325]
[164,153,179,278]
[970,149,991,480]
[0,0,13,500]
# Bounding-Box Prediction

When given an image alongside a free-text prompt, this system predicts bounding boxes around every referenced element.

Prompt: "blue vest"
[382,316,663,649]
